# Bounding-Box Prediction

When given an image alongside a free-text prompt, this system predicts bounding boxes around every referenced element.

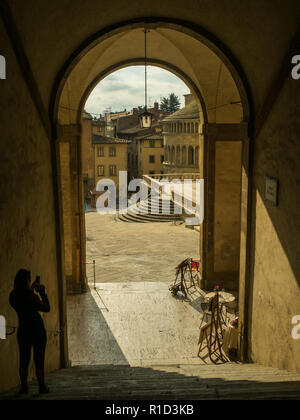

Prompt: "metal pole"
[93,260,96,290]
[144,28,147,111]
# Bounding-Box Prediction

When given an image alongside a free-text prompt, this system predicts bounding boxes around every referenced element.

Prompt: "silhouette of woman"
[9,269,50,394]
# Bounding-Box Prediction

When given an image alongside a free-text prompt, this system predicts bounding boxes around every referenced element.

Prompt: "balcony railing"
[143,173,201,183]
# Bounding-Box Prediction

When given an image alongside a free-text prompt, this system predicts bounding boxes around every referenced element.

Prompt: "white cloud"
[84,66,190,116]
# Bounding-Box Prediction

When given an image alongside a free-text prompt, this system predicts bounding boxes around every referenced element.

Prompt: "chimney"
[184,94,194,106]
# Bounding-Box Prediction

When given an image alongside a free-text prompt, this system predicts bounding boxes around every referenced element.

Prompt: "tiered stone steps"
[2,363,300,400]
[117,197,183,223]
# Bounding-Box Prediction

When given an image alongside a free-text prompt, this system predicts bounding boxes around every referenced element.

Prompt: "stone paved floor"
[85,213,200,283]
[67,283,208,366]
[67,214,205,366]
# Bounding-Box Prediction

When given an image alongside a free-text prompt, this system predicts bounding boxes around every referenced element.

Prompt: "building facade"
[117,103,168,178]
[134,131,164,177]
[93,134,131,203]
[162,94,201,174]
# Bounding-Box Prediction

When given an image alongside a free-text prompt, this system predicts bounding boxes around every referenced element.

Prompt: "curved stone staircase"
[117,197,183,224]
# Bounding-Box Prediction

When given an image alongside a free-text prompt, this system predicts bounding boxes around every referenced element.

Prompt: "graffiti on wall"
[6,218,35,262]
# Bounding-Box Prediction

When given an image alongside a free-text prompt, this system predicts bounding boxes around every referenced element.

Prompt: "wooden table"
[204,291,235,304]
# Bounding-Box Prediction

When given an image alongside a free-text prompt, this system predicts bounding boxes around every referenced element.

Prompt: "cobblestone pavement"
[85,213,200,284]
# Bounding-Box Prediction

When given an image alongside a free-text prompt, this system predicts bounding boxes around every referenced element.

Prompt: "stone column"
[57,124,87,294]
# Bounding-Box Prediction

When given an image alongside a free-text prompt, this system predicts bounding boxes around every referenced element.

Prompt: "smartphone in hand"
[31,276,41,291]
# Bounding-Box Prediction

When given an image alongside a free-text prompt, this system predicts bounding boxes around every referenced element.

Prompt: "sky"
[84,66,190,116]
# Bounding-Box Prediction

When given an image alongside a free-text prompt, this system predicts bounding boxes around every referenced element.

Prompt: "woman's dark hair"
[14,269,31,292]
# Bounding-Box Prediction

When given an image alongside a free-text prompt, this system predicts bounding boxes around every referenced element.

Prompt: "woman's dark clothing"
[9,289,50,369]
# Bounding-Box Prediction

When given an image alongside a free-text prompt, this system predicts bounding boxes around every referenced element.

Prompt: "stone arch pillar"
[195,146,199,168]
[57,124,87,294]
[202,122,248,291]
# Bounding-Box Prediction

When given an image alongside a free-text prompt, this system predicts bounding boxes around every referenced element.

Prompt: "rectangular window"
[149,140,155,148]
[109,147,116,157]
[109,165,117,176]
[97,146,104,157]
[149,171,155,175]
[97,165,105,176]
[161,155,164,163]
[149,155,155,163]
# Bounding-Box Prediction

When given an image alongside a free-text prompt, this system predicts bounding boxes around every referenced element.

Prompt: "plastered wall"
[0,21,61,392]
[249,76,300,373]
[214,141,242,279]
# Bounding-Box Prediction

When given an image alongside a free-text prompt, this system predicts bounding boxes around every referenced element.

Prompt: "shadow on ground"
[1,364,300,400]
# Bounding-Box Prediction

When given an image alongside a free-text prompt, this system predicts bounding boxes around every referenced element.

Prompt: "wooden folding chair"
[198,321,212,357]
[199,301,212,330]
[202,293,225,363]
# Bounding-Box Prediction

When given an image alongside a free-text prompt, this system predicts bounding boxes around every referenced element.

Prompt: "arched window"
[195,123,199,133]
[184,123,186,133]
[187,123,190,134]
[188,146,194,165]
[191,123,194,134]
[176,146,181,164]
[171,146,175,163]
[182,146,187,165]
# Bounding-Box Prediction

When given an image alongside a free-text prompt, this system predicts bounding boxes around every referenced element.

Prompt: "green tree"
[160,93,181,113]
[160,96,170,112]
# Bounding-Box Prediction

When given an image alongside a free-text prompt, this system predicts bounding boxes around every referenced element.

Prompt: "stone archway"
[50,17,253,362]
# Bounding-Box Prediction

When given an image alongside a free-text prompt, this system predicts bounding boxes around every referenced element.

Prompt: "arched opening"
[188,146,194,166]
[51,18,251,366]
[182,146,187,165]
[176,146,181,164]
[171,146,175,164]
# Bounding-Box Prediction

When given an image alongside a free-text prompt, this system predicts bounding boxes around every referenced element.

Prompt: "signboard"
[265,176,279,206]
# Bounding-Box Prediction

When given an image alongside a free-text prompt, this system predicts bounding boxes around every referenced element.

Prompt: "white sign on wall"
[265,176,279,206]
